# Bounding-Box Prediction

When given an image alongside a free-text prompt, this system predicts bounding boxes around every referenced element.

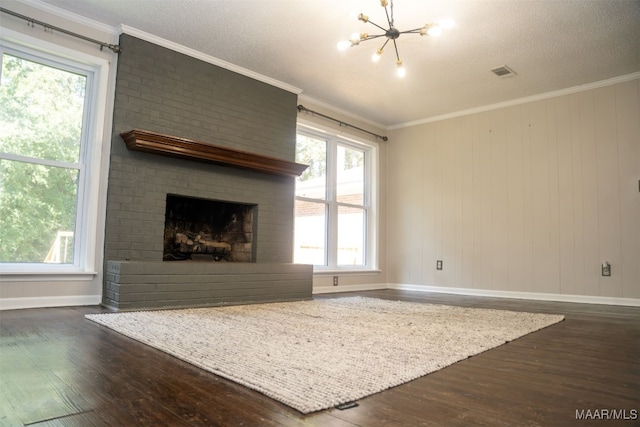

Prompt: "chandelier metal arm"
[392,39,401,62]
[378,38,391,50]
[365,19,390,33]
[384,5,393,28]
[361,34,387,42]
[399,27,428,35]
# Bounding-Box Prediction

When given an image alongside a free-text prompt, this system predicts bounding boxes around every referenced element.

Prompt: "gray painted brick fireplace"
[103,34,312,310]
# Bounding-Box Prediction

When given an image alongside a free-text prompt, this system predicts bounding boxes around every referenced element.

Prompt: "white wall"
[387,78,640,301]
[0,0,117,309]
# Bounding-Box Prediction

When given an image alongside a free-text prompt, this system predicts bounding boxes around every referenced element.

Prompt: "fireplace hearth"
[163,194,256,262]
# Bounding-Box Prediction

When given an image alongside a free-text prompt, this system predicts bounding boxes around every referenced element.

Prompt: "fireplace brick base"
[104,261,312,311]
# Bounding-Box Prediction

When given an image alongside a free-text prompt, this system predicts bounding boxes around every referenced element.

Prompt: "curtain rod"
[297,105,388,142]
[0,7,121,53]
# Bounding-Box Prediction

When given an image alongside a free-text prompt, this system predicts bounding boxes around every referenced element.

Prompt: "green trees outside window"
[0,53,87,263]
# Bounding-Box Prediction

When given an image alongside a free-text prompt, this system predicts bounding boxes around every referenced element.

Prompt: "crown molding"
[119,24,302,95]
[389,71,640,130]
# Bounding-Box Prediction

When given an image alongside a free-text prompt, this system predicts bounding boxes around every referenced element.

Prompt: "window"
[294,126,377,271]
[0,33,108,274]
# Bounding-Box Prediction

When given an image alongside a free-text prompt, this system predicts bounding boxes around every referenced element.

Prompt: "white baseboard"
[3,285,637,309]
[0,295,102,311]
[313,283,388,294]
[388,284,640,307]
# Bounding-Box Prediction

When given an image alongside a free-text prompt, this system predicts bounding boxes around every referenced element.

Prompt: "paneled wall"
[387,79,640,299]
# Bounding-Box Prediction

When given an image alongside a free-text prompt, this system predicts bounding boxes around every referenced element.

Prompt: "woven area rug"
[85,297,564,413]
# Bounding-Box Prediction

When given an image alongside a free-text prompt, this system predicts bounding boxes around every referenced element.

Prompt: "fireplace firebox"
[163,194,256,262]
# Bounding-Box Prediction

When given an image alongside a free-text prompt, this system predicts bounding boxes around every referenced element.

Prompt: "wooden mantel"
[120,129,308,177]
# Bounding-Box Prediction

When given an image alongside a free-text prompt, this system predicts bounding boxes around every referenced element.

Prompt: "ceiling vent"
[490,65,517,78]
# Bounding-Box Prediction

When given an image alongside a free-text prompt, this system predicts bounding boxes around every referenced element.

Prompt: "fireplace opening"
[163,194,256,262]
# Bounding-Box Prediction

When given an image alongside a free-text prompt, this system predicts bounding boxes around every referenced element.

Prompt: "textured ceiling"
[32,0,640,127]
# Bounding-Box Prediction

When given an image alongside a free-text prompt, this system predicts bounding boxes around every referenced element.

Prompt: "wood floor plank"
[0,341,91,425]
[1,290,638,426]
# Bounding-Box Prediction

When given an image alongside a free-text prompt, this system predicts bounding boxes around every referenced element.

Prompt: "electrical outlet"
[436,260,443,270]
[602,262,611,277]
[333,276,339,286]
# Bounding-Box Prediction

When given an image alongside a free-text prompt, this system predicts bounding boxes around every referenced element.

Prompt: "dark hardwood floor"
[1,289,638,426]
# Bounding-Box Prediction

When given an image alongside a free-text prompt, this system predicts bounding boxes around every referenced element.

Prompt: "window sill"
[313,269,381,276]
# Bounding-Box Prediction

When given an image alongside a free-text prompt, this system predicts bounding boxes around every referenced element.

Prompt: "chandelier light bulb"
[396,60,406,78]
[427,24,443,37]
[337,40,351,51]
[372,48,383,62]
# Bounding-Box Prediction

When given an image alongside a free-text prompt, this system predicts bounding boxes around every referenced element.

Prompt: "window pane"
[337,145,364,205]
[337,205,364,266]
[0,159,77,263]
[293,199,326,265]
[0,54,86,163]
[295,134,326,200]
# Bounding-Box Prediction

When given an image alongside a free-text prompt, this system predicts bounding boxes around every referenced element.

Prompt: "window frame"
[295,122,379,273]
[0,29,110,277]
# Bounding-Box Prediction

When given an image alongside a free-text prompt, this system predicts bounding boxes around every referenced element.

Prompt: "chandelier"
[337,0,454,77]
